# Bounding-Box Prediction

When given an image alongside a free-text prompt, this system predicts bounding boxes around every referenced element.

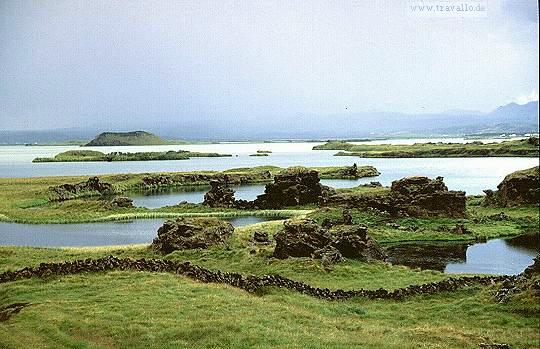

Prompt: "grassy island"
[313,137,539,158]
[84,131,180,146]
[33,149,231,163]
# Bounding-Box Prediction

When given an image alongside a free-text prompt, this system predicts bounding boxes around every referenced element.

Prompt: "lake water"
[0,138,537,275]
[0,216,280,247]
[386,234,539,275]
[129,179,373,208]
[0,139,537,195]
[0,217,537,274]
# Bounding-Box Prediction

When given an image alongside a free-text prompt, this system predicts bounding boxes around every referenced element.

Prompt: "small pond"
[0,216,280,248]
[386,234,539,275]
[129,178,374,208]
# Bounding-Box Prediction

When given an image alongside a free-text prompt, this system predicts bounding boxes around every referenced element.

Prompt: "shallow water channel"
[127,179,367,208]
[0,216,279,248]
[386,234,539,275]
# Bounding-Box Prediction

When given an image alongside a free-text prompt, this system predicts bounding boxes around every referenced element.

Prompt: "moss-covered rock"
[273,218,386,262]
[254,167,335,208]
[152,217,234,254]
[484,166,539,207]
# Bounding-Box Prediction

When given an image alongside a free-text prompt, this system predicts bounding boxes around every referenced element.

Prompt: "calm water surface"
[0,216,279,247]
[129,179,371,208]
[386,234,539,275]
[1,140,537,195]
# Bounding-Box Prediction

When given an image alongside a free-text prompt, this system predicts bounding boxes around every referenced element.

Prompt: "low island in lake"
[33,149,231,162]
[313,137,539,158]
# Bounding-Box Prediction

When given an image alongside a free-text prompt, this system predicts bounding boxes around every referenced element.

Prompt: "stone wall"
[0,256,519,301]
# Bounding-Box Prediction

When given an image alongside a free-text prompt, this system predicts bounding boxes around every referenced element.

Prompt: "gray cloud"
[0,0,538,130]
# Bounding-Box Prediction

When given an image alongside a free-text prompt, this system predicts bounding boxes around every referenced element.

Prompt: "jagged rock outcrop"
[523,255,540,277]
[273,219,386,262]
[141,171,272,189]
[274,219,333,258]
[203,178,236,208]
[252,231,271,244]
[332,163,380,179]
[390,176,466,217]
[152,217,234,254]
[312,245,343,268]
[332,225,387,260]
[48,177,115,201]
[483,166,539,207]
[324,176,466,217]
[142,175,175,187]
[111,196,134,208]
[254,168,335,209]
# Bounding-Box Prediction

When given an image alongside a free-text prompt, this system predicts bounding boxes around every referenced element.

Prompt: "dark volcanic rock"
[342,209,353,225]
[274,219,334,258]
[332,225,387,260]
[484,166,539,207]
[0,255,518,302]
[312,245,343,268]
[254,167,335,208]
[141,171,272,189]
[273,219,386,262]
[391,176,447,196]
[203,178,236,208]
[49,177,115,201]
[142,175,174,187]
[449,224,473,235]
[390,176,466,217]
[152,217,234,254]
[111,196,134,208]
[523,254,540,277]
[252,231,271,244]
[325,175,466,217]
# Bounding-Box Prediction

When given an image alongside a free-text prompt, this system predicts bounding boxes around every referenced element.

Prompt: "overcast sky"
[0,0,538,130]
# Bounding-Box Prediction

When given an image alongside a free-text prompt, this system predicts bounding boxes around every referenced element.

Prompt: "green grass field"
[1,272,538,349]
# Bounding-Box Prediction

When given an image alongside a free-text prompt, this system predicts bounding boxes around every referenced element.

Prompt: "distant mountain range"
[1,101,538,143]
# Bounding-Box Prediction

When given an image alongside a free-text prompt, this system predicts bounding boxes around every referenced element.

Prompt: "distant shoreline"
[1,134,537,147]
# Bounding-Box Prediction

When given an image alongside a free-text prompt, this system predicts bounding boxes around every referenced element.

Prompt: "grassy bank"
[308,201,539,243]
[313,137,539,158]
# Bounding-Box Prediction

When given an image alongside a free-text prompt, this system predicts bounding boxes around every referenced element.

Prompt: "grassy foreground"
[1,217,538,349]
[1,272,538,349]
[313,137,539,158]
